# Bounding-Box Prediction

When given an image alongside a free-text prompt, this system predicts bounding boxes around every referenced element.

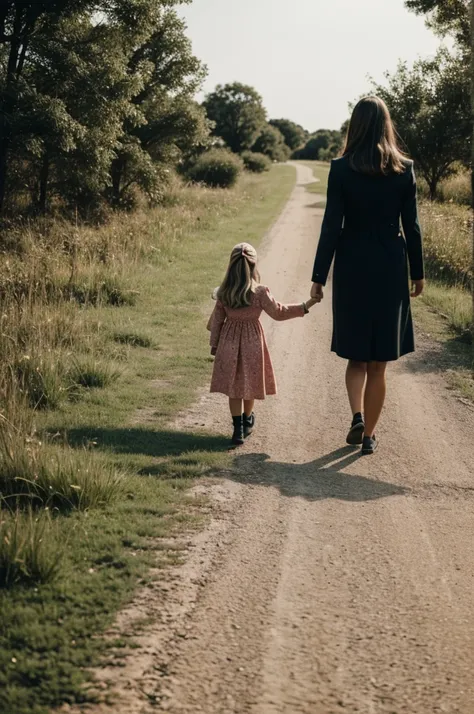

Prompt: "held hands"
[411,279,425,298]
[305,297,319,310]
[310,283,324,303]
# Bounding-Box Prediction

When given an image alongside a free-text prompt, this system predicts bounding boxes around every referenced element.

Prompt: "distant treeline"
[0,0,470,220]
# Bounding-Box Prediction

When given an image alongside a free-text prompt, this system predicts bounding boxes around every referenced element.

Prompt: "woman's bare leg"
[364,361,388,437]
[243,400,255,417]
[346,360,367,415]
[229,398,243,417]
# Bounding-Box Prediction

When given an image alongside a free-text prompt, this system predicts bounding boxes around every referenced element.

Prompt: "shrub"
[241,151,271,173]
[187,149,243,188]
[0,509,64,587]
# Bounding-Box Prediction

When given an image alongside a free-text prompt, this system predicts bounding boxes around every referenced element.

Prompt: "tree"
[0,0,90,211]
[109,9,208,206]
[203,82,267,154]
[24,13,141,214]
[1,0,202,215]
[405,0,470,50]
[269,118,306,151]
[374,50,470,199]
[294,129,343,161]
[251,123,289,162]
[406,0,473,347]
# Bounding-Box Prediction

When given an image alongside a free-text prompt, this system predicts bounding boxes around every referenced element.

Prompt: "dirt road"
[80,163,474,714]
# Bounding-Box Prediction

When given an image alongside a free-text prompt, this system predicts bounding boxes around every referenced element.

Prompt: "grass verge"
[0,164,296,714]
[299,160,330,198]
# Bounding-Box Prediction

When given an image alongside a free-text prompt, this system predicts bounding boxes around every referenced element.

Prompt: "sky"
[179,0,443,131]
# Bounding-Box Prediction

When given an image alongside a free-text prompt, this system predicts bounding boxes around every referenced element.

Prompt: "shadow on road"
[57,427,406,502]
[231,447,407,502]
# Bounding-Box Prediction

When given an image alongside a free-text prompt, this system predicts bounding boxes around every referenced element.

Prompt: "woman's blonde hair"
[343,96,407,175]
[217,243,260,309]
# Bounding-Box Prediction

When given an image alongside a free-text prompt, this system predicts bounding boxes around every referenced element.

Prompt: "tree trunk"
[38,154,50,214]
[428,177,438,201]
[0,9,22,214]
[110,157,124,206]
[0,140,8,214]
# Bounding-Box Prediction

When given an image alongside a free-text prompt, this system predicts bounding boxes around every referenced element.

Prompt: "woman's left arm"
[401,163,425,294]
[311,159,345,286]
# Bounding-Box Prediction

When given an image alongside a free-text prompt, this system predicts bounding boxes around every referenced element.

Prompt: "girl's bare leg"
[364,361,388,437]
[345,360,367,415]
[243,400,255,417]
[229,398,243,417]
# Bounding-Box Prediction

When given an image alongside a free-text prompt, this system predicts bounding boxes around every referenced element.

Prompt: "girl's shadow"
[231,447,407,502]
[55,427,406,503]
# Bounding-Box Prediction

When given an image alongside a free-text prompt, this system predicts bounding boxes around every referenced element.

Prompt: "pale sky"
[179,0,443,131]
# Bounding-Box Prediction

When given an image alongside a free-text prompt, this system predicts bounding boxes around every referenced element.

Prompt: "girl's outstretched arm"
[208,301,226,349]
[260,287,306,321]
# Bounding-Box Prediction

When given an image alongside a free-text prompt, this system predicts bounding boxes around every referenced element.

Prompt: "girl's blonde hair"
[217,243,260,309]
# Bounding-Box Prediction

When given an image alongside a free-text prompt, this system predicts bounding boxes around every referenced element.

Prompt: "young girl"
[207,242,318,446]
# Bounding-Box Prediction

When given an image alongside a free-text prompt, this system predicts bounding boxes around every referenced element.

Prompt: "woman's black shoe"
[361,435,378,455]
[346,413,365,445]
[231,415,244,446]
[243,412,255,438]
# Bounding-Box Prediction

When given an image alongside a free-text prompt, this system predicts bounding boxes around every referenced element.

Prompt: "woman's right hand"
[411,279,425,298]
[311,283,324,302]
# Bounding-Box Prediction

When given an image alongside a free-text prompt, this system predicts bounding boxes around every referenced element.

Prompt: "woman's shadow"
[230,447,406,502]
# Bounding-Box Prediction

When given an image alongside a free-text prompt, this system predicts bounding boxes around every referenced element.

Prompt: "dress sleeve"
[259,287,305,321]
[311,159,345,285]
[401,164,424,281]
[207,301,226,348]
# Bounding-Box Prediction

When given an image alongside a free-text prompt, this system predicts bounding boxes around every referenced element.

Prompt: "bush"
[241,151,271,173]
[187,149,243,188]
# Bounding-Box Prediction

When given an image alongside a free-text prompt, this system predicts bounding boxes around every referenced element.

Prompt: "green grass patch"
[0,510,64,587]
[0,165,296,713]
[67,358,121,391]
[112,331,154,348]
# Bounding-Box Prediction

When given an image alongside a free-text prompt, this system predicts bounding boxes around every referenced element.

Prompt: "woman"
[311,96,425,455]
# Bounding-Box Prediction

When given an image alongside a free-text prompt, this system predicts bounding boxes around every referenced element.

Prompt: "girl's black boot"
[243,412,255,438]
[231,415,244,446]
